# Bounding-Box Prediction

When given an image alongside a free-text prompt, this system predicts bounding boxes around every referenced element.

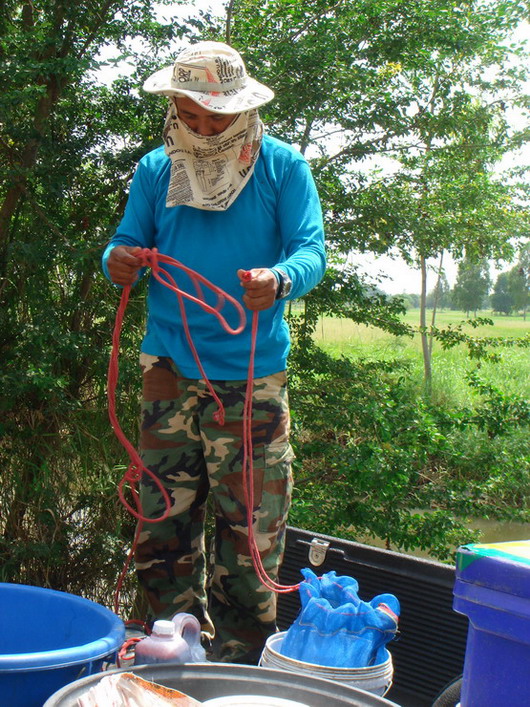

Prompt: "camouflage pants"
[135,353,294,663]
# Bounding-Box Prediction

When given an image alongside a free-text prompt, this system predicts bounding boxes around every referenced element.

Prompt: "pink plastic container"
[134,620,192,665]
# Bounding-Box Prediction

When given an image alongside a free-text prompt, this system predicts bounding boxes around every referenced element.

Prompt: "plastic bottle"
[134,619,192,666]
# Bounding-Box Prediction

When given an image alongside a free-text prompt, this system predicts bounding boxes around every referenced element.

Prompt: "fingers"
[237,268,279,311]
[107,246,143,286]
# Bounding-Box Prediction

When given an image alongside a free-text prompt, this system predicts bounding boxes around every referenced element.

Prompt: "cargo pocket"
[253,440,295,534]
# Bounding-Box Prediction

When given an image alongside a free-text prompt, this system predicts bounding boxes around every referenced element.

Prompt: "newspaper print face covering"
[162,103,264,211]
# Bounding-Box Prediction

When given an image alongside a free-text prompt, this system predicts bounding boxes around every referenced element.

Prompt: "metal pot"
[43,663,402,706]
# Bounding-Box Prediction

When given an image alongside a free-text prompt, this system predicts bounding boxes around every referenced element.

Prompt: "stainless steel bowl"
[43,663,402,706]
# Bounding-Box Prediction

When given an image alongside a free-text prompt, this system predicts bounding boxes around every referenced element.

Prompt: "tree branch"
[225,0,237,44]
[288,0,343,44]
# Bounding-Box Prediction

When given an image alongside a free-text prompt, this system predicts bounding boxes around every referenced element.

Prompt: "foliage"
[287,335,530,562]
[507,263,529,316]
[488,244,530,316]
[0,0,201,608]
[1,0,529,607]
[491,271,515,314]
[452,257,492,315]
[507,243,530,317]
[428,315,530,363]
[397,292,421,310]
[464,371,530,438]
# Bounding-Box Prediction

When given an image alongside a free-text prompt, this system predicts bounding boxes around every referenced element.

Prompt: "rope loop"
[125,462,142,483]
[108,248,300,607]
[213,407,225,426]
[136,247,161,273]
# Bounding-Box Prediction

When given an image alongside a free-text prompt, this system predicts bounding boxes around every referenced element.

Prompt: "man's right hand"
[107,246,143,286]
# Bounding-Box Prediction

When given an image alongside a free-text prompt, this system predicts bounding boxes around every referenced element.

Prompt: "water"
[361,518,530,563]
[469,518,530,544]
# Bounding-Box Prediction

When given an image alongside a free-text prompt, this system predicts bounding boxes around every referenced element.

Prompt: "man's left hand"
[237,268,278,311]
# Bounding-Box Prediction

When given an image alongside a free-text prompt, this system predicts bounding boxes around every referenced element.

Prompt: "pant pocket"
[255,441,294,534]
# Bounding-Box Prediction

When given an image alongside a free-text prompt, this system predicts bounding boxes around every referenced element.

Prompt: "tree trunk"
[420,254,432,393]
[429,250,444,357]
[225,0,237,43]
[0,73,64,252]
[0,0,69,252]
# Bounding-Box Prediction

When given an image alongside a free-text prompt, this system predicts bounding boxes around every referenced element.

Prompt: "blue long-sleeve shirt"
[102,134,326,379]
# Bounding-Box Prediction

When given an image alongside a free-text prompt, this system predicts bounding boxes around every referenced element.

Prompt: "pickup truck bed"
[277,527,468,707]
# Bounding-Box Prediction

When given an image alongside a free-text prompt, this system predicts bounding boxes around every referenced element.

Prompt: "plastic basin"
[0,582,125,707]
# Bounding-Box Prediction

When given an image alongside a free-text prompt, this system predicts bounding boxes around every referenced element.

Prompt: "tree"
[0,0,201,600]
[491,271,514,314]
[508,243,530,318]
[452,258,492,315]
[222,0,530,554]
[426,271,451,311]
[222,0,529,390]
[396,292,420,310]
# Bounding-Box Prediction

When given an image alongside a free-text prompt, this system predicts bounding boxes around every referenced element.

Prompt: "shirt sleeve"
[273,157,326,300]
[101,159,156,281]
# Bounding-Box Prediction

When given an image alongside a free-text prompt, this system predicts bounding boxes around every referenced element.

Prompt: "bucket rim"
[42,662,402,707]
[0,583,124,671]
[264,632,392,673]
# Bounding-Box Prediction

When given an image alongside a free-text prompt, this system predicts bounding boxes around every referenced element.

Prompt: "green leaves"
[466,370,530,438]
[228,0,529,319]
[0,0,193,601]
[288,345,530,561]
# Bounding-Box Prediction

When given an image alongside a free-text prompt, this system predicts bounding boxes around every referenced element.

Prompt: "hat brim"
[143,66,274,114]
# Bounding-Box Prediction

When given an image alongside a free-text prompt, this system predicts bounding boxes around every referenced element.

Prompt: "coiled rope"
[107,248,299,613]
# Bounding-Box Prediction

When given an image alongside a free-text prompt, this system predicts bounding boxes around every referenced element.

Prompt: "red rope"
[117,636,143,667]
[242,312,300,594]
[108,248,299,615]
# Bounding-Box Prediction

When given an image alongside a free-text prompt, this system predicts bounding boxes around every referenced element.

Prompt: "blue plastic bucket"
[0,582,125,707]
[453,541,530,707]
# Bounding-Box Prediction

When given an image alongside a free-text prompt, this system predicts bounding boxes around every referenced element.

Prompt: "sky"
[105,2,529,296]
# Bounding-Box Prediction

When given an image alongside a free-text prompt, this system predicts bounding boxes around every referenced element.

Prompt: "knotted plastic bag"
[279,568,400,668]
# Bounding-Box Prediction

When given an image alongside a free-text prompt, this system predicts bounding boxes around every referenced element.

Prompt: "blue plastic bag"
[279,568,400,668]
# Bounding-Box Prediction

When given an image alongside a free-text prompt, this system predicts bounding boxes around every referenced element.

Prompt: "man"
[103,40,326,664]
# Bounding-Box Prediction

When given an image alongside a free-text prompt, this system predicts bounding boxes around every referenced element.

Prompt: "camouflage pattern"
[135,353,294,663]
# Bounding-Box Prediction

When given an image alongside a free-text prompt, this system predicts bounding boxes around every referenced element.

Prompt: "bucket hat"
[143,41,274,114]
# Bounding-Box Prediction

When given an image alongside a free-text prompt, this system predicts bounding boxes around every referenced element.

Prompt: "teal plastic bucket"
[0,582,125,707]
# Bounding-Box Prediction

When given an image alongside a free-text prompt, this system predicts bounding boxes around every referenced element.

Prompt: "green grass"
[314,309,530,406]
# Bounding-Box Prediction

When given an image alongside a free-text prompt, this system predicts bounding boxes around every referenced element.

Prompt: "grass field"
[313,309,530,406]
